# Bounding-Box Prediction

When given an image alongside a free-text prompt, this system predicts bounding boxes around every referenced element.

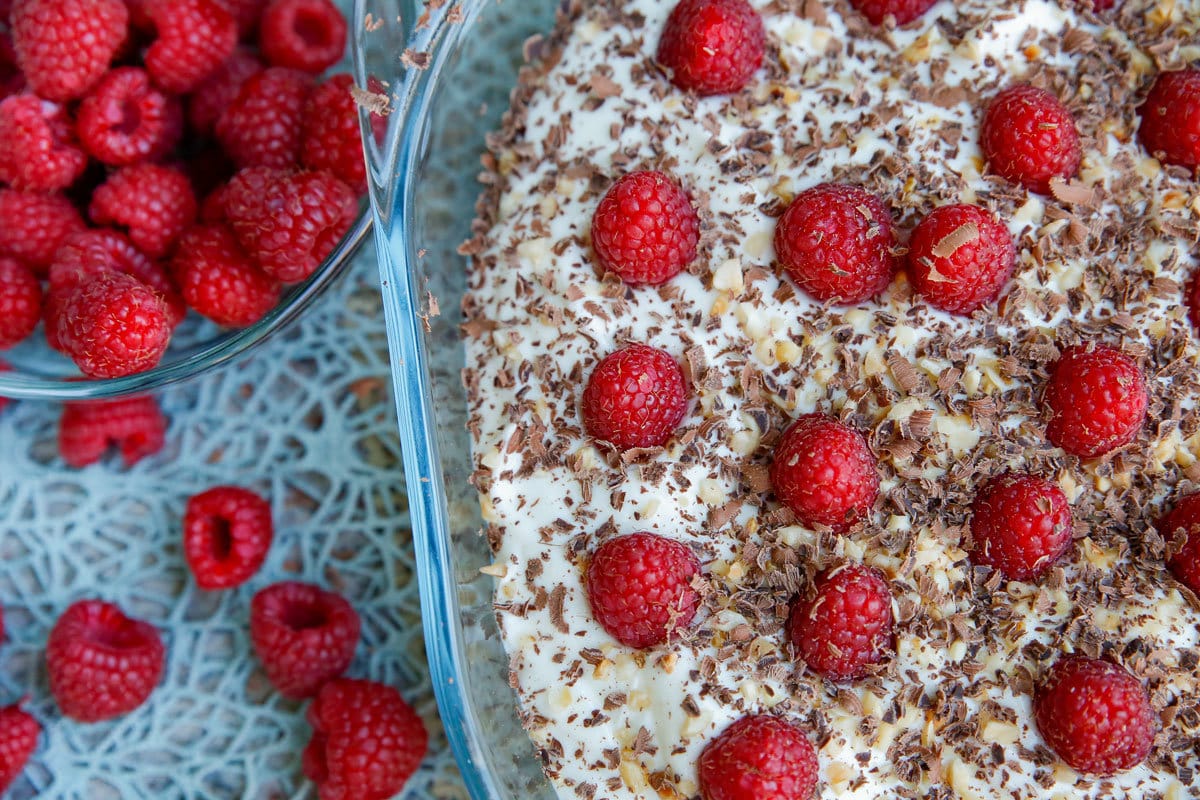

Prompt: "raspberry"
[303,678,428,800]
[184,485,273,590]
[981,85,1081,195]
[585,532,701,648]
[774,183,898,305]
[173,224,281,326]
[145,0,237,93]
[90,164,197,259]
[656,0,764,96]
[215,67,313,169]
[55,272,172,378]
[46,598,165,721]
[1042,343,1147,459]
[258,0,348,74]
[1156,492,1200,595]
[848,0,937,24]
[0,258,42,349]
[76,67,183,167]
[187,48,263,137]
[250,581,360,698]
[1189,270,1200,333]
[769,413,878,533]
[1138,68,1200,172]
[58,395,166,468]
[969,472,1073,581]
[223,167,357,282]
[581,343,688,451]
[0,95,88,192]
[698,715,818,800]
[301,74,366,194]
[0,189,85,273]
[590,170,699,286]
[0,703,39,795]
[10,0,128,101]
[1034,656,1156,775]
[907,203,1015,315]
[222,0,271,37]
[788,563,893,680]
[0,33,27,101]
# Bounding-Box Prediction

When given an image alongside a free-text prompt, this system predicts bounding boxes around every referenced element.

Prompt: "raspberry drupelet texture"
[46,599,165,722]
[1138,68,1200,172]
[1156,492,1200,595]
[0,95,88,192]
[303,678,428,800]
[90,164,198,260]
[184,485,273,590]
[55,271,172,378]
[788,563,894,681]
[0,189,85,272]
[657,0,765,96]
[0,258,42,349]
[1034,656,1156,776]
[10,0,128,101]
[585,532,702,648]
[774,183,899,305]
[301,74,367,194]
[187,48,263,137]
[58,395,166,468]
[969,472,1073,581]
[250,581,360,698]
[172,223,281,327]
[216,67,314,169]
[258,0,348,74]
[848,0,938,24]
[697,715,819,800]
[590,170,699,286]
[581,343,688,451]
[769,413,879,533]
[981,84,1082,194]
[1042,342,1148,458]
[145,0,238,93]
[0,703,40,795]
[76,67,183,167]
[907,203,1015,315]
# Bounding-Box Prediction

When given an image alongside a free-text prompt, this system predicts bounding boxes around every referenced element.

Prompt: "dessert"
[462,0,1200,798]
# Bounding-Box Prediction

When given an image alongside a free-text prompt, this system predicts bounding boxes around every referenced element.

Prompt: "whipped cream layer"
[461,0,1200,797]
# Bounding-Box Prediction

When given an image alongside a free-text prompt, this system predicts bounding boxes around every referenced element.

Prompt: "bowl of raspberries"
[0,0,374,400]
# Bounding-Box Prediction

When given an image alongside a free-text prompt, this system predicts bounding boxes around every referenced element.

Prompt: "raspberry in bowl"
[0,0,370,402]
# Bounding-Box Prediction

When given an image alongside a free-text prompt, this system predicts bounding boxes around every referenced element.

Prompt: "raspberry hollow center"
[115,98,143,136]
[208,516,233,562]
[294,12,332,47]
[281,602,329,631]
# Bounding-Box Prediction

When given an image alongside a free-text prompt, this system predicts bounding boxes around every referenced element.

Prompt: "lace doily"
[0,246,467,799]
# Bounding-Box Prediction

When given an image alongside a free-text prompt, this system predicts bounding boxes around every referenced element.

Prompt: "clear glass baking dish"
[352,1,560,797]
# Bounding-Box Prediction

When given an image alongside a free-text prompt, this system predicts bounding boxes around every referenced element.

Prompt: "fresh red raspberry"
[969,472,1072,581]
[223,167,356,282]
[10,0,128,101]
[215,67,313,169]
[981,85,1081,194]
[1156,492,1200,595]
[187,48,263,137]
[58,395,166,468]
[788,563,892,680]
[46,598,165,721]
[581,343,688,451]
[184,485,273,590]
[0,702,40,795]
[769,413,878,533]
[1042,343,1147,459]
[250,581,360,698]
[907,203,1015,315]
[774,183,898,305]
[585,532,701,648]
[145,0,237,93]
[848,0,937,24]
[301,74,366,194]
[1035,656,1156,775]
[303,678,428,800]
[90,164,198,259]
[0,258,41,349]
[172,224,281,326]
[1189,270,1200,333]
[259,0,347,74]
[0,189,85,273]
[76,67,182,167]
[0,95,88,192]
[698,715,818,800]
[55,272,172,378]
[1138,68,1200,172]
[657,0,764,96]
[591,170,699,286]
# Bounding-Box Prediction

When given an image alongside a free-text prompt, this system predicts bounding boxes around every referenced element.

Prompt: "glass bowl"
[0,0,370,402]
[354,0,561,797]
